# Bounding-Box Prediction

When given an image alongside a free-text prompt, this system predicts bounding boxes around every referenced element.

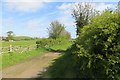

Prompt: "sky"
[1,0,119,38]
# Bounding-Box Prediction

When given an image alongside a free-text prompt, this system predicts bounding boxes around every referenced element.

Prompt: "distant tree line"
[1,31,36,41]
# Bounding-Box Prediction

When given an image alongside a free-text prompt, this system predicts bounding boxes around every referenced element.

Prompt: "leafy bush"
[71,10,120,79]
[42,10,120,79]
[36,38,70,48]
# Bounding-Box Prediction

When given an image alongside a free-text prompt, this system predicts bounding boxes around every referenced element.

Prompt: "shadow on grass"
[34,52,76,79]
[45,48,66,53]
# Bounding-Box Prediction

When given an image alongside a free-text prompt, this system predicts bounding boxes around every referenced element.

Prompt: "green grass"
[2,39,72,69]
[50,41,72,51]
[0,55,1,69]
[1,40,37,47]
[2,48,47,68]
[14,36,33,41]
[41,53,76,78]
[39,41,74,78]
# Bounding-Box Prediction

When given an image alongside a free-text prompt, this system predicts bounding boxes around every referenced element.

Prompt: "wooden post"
[36,44,39,48]
[9,45,12,53]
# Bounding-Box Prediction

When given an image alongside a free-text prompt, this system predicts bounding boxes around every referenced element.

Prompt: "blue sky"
[1,0,119,38]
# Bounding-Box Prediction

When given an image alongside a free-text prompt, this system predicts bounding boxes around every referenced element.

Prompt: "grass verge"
[2,48,47,68]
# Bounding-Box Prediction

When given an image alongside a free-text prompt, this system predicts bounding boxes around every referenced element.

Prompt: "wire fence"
[0,45,37,54]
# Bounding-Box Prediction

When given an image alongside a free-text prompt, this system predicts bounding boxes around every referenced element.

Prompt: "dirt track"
[2,52,60,78]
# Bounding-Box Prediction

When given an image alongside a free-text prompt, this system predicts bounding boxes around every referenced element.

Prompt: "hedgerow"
[42,10,120,79]
[71,10,120,79]
[36,38,71,48]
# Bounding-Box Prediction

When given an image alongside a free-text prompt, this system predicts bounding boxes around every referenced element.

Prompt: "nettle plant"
[72,10,120,79]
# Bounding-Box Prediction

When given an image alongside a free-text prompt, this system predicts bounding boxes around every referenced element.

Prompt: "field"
[2,48,47,68]
[1,39,72,68]
[1,40,37,47]
[0,40,38,54]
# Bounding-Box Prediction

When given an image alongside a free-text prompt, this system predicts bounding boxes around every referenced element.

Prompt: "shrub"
[36,38,69,48]
[40,10,120,79]
[71,10,120,79]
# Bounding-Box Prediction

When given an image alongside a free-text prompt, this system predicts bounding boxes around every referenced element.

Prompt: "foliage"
[49,39,72,51]
[72,2,96,35]
[48,20,71,39]
[36,38,54,48]
[41,53,76,78]
[71,10,120,79]
[2,38,72,68]
[6,31,15,41]
[42,10,120,79]
[36,38,72,49]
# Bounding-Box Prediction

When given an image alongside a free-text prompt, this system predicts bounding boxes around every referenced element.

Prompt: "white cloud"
[58,3,73,10]
[58,2,117,14]
[92,3,117,11]
[58,3,74,15]
[4,0,53,12]
[48,0,119,2]
[5,0,53,2]
[57,16,75,27]
[57,2,117,38]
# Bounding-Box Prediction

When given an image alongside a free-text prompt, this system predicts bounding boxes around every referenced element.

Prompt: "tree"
[48,20,71,39]
[59,30,71,39]
[118,1,120,15]
[72,2,96,36]
[6,31,14,41]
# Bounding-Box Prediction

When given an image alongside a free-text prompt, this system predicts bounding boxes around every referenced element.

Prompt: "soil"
[2,52,60,78]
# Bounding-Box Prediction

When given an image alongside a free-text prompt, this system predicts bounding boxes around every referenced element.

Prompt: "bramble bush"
[71,10,120,79]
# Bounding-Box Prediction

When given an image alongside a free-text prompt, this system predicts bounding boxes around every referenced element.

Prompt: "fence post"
[36,44,39,48]
[9,45,12,53]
